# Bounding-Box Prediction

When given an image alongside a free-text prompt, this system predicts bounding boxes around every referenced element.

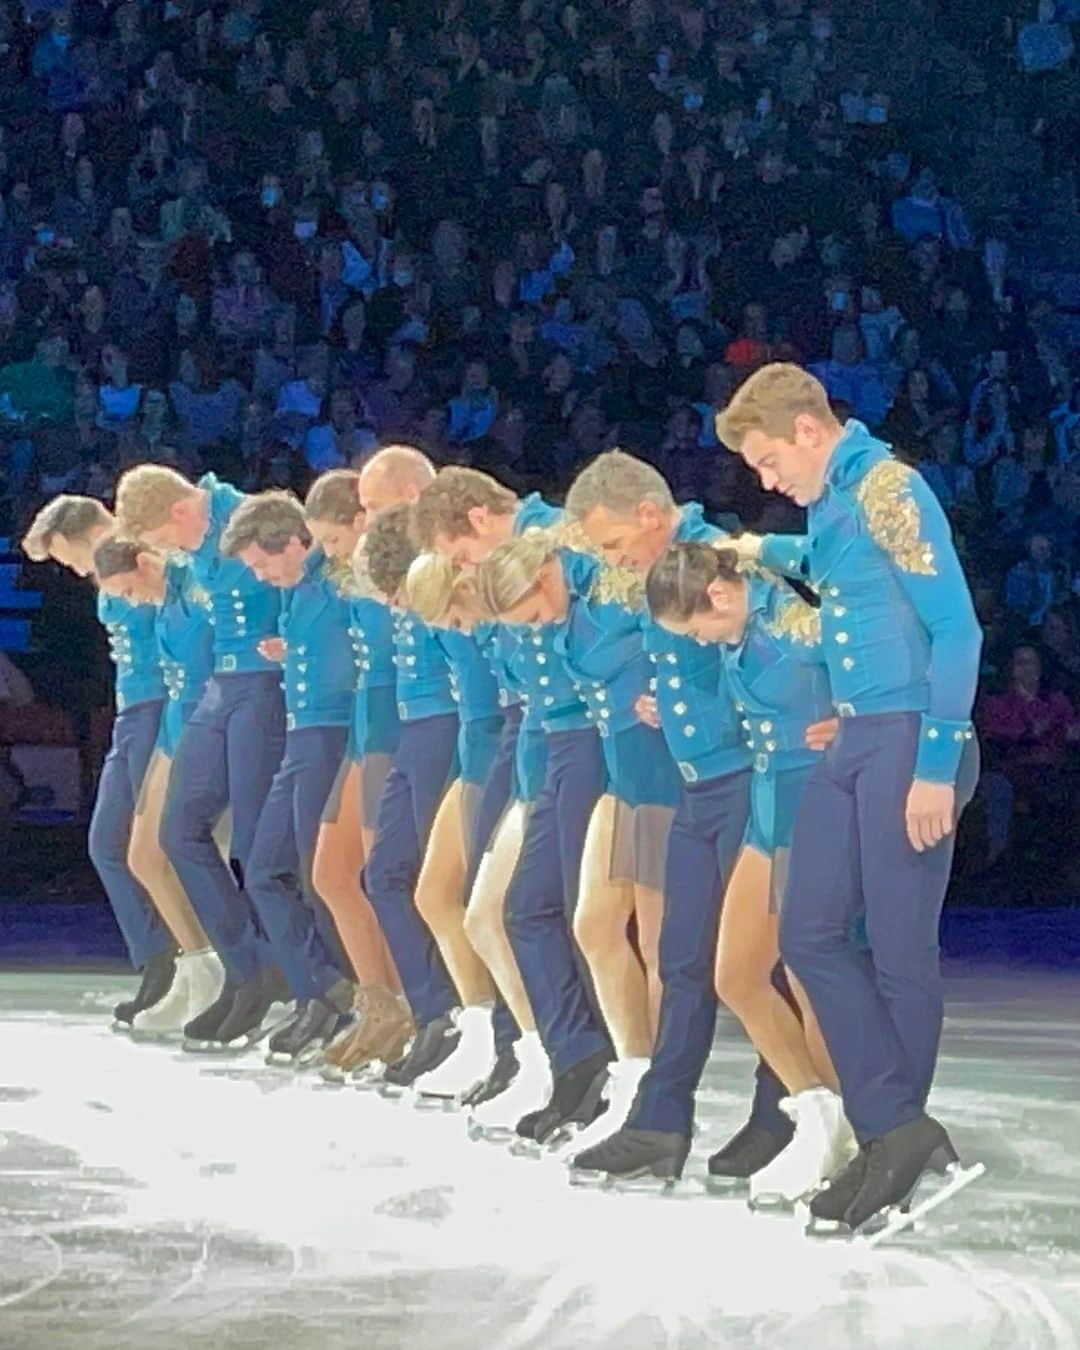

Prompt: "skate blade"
[129,1027,185,1044]
[567,1167,609,1189]
[182,1037,234,1055]
[608,1174,686,1196]
[111,1020,134,1035]
[705,1174,751,1197]
[862,1162,986,1248]
[413,1092,463,1112]
[747,1191,801,1215]
[508,1137,545,1160]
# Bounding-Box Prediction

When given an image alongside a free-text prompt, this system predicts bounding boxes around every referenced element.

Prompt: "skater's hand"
[804,717,838,752]
[258,637,286,663]
[635,693,660,728]
[719,532,763,567]
[905,779,956,853]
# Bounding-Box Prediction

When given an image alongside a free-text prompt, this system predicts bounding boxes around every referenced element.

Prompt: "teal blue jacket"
[758,421,982,784]
[97,590,164,711]
[278,548,355,729]
[187,474,282,674]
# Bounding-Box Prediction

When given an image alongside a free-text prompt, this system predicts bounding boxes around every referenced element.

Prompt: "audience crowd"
[3,0,1080,888]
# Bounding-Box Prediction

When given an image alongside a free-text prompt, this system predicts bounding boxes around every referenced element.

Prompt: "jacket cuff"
[759,534,807,579]
[914,715,975,784]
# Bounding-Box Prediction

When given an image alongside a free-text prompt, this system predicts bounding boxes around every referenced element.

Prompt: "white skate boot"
[131,949,224,1039]
[560,1057,649,1170]
[414,1004,496,1108]
[748,1087,858,1210]
[468,1031,551,1140]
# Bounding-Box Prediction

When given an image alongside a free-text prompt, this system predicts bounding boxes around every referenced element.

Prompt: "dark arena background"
[2,0,1080,1346]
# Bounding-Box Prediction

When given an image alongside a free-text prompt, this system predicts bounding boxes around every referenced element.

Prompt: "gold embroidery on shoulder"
[188,582,212,611]
[764,593,821,646]
[547,518,601,558]
[589,564,644,609]
[854,460,937,576]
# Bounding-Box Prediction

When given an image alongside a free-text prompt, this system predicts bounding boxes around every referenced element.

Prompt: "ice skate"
[265,998,344,1067]
[706,1118,793,1194]
[805,1146,869,1235]
[512,1047,611,1152]
[377,1012,459,1097]
[185,968,291,1054]
[320,985,414,1084]
[112,947,179,1031]
[413,1005,496,1109]
[461,1042,518,1109]
[468,1032,550,1141]
[182,981,240,1050]
[748,1088,858,1211]
[838,1116,983,1240]
[556,1057,649,1167]
[568,1127,691,1192]
[130,949,225,1041]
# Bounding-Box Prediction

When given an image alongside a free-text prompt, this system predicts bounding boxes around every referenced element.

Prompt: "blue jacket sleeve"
[856,464,982,784]
[759,533,811,580]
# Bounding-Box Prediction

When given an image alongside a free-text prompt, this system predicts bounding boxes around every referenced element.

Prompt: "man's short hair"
[114,464,195,537]
[92,534,146,581]
[564,450,675,521]
[715,363,834,450]
[305,469,362,524]
[22,495,112,561]
[413,467,518,547]
[361,503,419,598]
[220,491,310,557]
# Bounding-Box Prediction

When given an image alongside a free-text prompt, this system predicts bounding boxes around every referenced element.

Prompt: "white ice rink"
[2,967,1079,1350]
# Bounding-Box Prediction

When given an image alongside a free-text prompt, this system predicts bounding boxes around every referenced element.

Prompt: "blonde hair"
[115,464,195,536]
[405,552,458,625]
[22,494,112,561]
[476,529,557,617]
[715,362,835,450]
[413,466,518,547]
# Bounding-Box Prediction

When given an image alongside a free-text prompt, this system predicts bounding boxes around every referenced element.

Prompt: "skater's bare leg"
[785,968,840,1094]
[573,795,652,1060]
[415,779,495,1007]
[464,803,536,1032]
[632,879,664,1045]
[128,751,209,953]
[715,846,821,1095]
[312,759,400,992]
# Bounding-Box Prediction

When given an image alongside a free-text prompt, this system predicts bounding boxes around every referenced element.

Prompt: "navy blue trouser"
[245,726,352,1001]
[630,769,790,1138]
[780,713,978,1142]
[464,704,524,1056]
[160,672,285,985]
[504,727,610,1077]
[87,698,173,971]
[365,712,459,1028]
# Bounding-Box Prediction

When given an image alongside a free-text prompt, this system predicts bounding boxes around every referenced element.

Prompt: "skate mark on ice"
[0,1224,63,1309]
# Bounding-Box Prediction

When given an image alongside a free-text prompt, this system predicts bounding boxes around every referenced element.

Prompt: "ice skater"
[300,471,410,1077]
[219,490,363,1065]
[22,496,182,1027]
[559,452,807,1188]
[115,466,289,1049]
[643,540,855,1206]
[476,529,682,1158]
[90,535,226,1036]
[405,553,551,1127]
[418,468,615,1148]
[718,363,983,1235]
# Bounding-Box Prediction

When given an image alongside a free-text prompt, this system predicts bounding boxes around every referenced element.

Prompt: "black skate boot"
[113,947,179,1030]
[806,1146,869,1234]
[462,1043,519,1109]
[514,1048,611,1151]
[377,1013,459,1096]
[841,1116,961,1236]
[569,1127,690,1191]
[707,1119,793,1194]
[266,999,344,1067]
[208,968,292,1052]
[183,981,238,1049]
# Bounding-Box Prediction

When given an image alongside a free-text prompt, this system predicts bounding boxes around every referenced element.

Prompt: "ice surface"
[2,967,1079,1350]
